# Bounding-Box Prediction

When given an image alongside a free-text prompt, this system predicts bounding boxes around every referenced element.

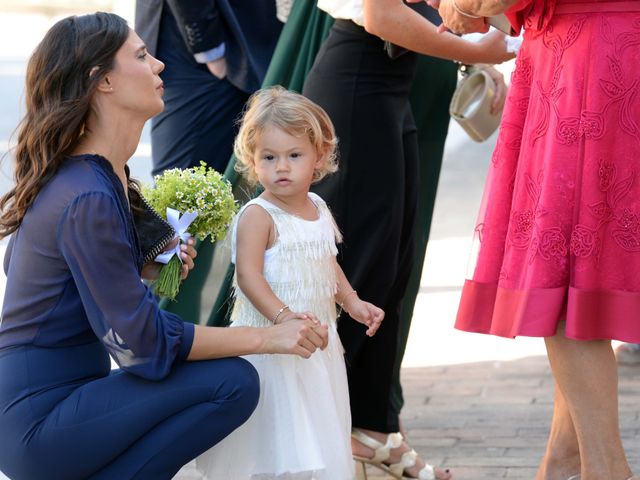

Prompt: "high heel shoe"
[351,429,450,480]
[354,460,369,480]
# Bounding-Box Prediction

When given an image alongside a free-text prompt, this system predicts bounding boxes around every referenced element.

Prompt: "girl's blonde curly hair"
[234,86,338,186]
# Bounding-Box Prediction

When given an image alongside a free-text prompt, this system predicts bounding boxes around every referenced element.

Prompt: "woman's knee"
[216,357,260,421]
[236,357,260,406]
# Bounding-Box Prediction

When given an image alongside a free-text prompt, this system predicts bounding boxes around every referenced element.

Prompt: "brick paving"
[176,357,640,479]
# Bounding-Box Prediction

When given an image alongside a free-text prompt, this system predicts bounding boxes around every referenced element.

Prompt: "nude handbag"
[449,66,503,143]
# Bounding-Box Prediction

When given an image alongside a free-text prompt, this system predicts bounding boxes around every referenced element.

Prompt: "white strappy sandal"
[352,429,448,480]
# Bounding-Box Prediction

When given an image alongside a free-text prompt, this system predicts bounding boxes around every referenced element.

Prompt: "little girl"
[196,86,385,480]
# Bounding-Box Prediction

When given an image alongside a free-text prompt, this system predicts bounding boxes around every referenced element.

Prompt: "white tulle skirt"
[195,327,354,480]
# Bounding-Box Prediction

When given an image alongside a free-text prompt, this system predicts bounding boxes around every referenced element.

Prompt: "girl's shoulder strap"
[242,196,279,213]
[308,192,343,244]
[231,197,276,264]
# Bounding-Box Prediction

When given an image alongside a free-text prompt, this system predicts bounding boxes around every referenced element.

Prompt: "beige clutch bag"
[449,67,502,143]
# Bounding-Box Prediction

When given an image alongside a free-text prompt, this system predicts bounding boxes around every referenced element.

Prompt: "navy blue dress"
[0,154,259,480]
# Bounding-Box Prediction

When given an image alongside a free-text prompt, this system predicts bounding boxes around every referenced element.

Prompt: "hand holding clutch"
[449,65,505,142]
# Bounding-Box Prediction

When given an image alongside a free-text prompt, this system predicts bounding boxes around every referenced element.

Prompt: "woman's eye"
[138,53,148,60]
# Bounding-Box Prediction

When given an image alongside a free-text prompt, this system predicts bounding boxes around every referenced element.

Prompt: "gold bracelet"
[339,290,357,310]
[452,0,481,19]
[273,305,290,324]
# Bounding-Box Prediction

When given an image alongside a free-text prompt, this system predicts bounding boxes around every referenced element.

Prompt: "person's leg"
[305,24,415,433]
[390,54,458,417]
[35,358,258,480]
[536,381,581,480]
[544,324,633,480]
[305,24,451,480]
[350,106,451,480]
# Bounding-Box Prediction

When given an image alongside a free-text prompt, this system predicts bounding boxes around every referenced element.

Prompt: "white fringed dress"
[196,192,354,480]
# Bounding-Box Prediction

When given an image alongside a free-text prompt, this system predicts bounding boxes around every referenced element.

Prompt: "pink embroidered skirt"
[456,0,640,342]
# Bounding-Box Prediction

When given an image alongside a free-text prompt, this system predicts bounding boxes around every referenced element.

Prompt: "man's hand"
[206,57,227,79]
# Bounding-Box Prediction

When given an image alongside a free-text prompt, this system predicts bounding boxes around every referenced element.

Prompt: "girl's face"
[105,29,165,119]
[253,125,323,199]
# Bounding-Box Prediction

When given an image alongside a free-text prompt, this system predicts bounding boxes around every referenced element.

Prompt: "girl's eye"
[264,155,274,161]
[290,152,300,158]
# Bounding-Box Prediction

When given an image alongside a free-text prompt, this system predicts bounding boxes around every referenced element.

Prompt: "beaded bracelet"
[452,0,481,19]
[273,305,290,324]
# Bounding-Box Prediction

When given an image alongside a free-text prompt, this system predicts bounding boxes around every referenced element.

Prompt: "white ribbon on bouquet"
[154,208,198,265]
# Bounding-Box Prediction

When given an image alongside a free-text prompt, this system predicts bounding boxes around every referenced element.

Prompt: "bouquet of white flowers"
[143,162,237,300]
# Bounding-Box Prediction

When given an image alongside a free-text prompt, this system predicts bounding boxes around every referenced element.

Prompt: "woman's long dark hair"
[0,12,131,238]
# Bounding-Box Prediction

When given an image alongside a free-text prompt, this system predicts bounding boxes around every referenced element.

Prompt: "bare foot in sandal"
[351,428,452,479]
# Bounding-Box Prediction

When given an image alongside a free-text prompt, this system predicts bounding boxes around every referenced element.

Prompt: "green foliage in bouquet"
[143,162,238,299]
[144,162,238,242]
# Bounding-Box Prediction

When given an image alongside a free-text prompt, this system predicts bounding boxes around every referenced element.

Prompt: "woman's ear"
[90,67,113,93]
[96,75,113,93]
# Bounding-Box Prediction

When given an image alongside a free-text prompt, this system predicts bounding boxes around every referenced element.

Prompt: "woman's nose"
[151,54,165,75]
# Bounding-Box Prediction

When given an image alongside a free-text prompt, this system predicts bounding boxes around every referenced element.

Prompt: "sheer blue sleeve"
[3,235,14,275]
[57,192,194,380]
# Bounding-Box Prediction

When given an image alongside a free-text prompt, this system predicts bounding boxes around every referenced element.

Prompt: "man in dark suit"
[135,1,282,326]
[135,0,283,175]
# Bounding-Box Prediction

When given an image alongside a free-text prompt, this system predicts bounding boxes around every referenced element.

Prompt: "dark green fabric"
[157,239,214,322]
[262,1,334,91]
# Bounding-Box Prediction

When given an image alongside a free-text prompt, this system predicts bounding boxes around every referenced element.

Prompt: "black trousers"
[391,55,458,415]
[303,20,419,433]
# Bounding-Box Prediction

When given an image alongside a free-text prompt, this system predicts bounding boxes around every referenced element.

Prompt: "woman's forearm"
[363,0,482,64]
[187,320,330,360]
[461,0,521,17]
[188,325,265,360]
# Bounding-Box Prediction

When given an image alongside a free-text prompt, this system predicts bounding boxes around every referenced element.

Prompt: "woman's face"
[106,29,165,119]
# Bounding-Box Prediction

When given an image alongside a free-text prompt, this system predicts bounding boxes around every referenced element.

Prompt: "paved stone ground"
[176,357,640,479]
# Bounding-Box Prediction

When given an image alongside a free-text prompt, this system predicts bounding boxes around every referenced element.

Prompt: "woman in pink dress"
[433,0,640,479]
